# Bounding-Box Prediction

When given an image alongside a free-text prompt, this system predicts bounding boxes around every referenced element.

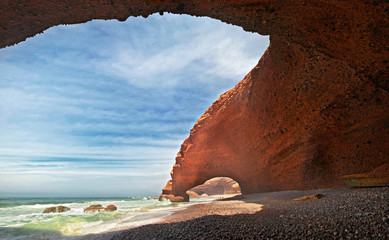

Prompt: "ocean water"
[0,196,211,240]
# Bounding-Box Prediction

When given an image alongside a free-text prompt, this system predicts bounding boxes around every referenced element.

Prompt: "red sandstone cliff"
[1,0,388,201]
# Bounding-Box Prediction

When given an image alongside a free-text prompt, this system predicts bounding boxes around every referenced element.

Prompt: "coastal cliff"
[1,0,387,201]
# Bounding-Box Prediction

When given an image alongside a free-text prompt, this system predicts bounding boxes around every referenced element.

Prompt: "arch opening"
[0,13,269,197]
[1,1,388,239]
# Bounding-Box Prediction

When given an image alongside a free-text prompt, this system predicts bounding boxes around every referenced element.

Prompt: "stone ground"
[109,187,389,240]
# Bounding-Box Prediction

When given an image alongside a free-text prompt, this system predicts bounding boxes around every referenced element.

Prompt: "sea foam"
[0,197,210,239]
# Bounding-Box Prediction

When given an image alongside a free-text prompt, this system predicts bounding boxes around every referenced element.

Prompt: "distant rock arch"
[186,177,241,199]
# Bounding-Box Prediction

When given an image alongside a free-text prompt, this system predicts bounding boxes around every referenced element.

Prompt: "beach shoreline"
[76,194,238,240]
[74,187,389,239]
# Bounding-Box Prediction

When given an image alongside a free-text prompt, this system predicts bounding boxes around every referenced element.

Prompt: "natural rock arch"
[187,177,241,197]
[1,1,388,202]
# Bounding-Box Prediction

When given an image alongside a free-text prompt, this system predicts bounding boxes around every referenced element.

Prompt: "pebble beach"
[108,187,389,240]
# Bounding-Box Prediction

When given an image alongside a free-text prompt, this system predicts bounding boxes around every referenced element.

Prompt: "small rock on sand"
[292,193,324,201]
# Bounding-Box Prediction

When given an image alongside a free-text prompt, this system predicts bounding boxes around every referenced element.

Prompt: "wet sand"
[82,187,389,239]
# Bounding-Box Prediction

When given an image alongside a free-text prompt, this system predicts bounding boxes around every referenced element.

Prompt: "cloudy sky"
[0,13,269,197]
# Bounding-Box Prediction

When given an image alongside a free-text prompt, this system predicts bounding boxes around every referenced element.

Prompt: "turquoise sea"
[0,196,210,239]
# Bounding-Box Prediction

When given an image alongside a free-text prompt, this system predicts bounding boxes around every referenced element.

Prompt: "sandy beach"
[77,187,389,240]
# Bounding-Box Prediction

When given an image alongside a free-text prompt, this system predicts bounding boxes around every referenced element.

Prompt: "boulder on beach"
[105,205,117,211]
[84,204,117,213]
[42,205,70,213]
[88,204,103,208]
[186,190,200,198]
[292,194,324,201]
[159,194,188,202]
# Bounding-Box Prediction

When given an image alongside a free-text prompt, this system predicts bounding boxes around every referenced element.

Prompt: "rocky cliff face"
[1,0,388,201]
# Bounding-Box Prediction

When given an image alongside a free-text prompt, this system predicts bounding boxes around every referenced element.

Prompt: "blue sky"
[0,13,269,197]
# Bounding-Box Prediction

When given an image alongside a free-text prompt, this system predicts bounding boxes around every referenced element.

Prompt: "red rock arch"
[1,1,388,202]
[187,177,241,197]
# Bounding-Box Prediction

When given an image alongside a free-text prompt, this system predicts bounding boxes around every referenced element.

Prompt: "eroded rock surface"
[1,1,387,201]
[42,205,70,213]
[84,204,117,213]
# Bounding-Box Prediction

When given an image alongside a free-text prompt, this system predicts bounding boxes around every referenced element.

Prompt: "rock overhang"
[1,0,387,202]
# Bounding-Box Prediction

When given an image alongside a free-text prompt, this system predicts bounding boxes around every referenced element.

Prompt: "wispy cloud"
[0,13,268,197]
[95,15,266,89]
